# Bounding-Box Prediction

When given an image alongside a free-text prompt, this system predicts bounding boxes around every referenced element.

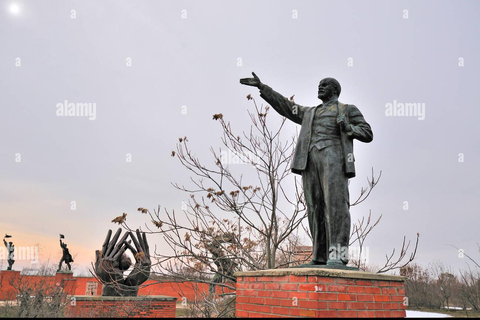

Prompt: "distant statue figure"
[57,234,74,272]
[241,73,373,268]
[95,228,151,296]
[204,233,238,294]
[3,234,15,270]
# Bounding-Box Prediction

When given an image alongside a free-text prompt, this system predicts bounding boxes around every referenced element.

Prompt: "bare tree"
[348,169,419,273]
[149,97,308,278]
[459,265,480,311]
[349,210,382,270]
[443,244,480,312]
[375,234,419,274]
[431,262,459,309]
[400,263,442,309]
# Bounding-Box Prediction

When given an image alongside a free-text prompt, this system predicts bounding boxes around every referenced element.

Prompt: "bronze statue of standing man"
[57,234,74,272]
[240,73,373,268]
[3,234,14,270]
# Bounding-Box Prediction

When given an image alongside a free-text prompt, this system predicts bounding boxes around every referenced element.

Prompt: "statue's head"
[8,242,12,246]
[318,78,341,101]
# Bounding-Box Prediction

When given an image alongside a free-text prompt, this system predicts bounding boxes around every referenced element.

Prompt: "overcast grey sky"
[1,0,479,275]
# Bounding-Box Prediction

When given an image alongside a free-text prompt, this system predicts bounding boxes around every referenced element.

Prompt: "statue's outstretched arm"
[241,72,306,124]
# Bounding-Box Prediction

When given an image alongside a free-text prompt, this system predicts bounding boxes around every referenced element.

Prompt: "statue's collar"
[319,98,338,108]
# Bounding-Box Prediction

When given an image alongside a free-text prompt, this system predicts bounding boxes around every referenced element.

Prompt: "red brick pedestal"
[0,270,21,300]
[54,271,77,295]
[235,268,406,318]
[65,295,177,318]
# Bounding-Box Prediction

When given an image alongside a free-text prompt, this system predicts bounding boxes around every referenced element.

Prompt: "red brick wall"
[0,271,21,300]
[0,271,233,302]
[66,296,176,318]
[74,277,103,296]
[236,274,406,318]
[0,271,78,300]
[139,279,234,301]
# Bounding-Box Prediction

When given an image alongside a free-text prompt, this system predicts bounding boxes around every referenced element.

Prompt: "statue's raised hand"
[240,72,263,88]
[123,229,151,287]
[95,228,131,285]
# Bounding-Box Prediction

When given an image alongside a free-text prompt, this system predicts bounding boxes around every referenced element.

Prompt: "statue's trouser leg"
[58,259,64,271]
[7,260,13,270]
[321,146,350,264]
[303,146,351,265]
[303,148,327,264]
[66,262,71,270]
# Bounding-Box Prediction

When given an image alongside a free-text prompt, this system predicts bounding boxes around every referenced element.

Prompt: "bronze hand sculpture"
[95,228,151,296]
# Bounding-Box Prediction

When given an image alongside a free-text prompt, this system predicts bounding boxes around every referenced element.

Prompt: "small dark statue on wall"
[204,233,238,294]
[3,234,14,270]
[95,228,151,296]
[57,234,74,272]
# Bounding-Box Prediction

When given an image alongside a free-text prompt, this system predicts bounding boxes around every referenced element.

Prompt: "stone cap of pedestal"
[55,271,74,278]
[72,295,178,301]
[234,268,406,282]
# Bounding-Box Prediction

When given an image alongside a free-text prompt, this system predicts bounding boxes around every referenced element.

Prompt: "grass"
[175,301,188,317]
[0,306,18,318]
